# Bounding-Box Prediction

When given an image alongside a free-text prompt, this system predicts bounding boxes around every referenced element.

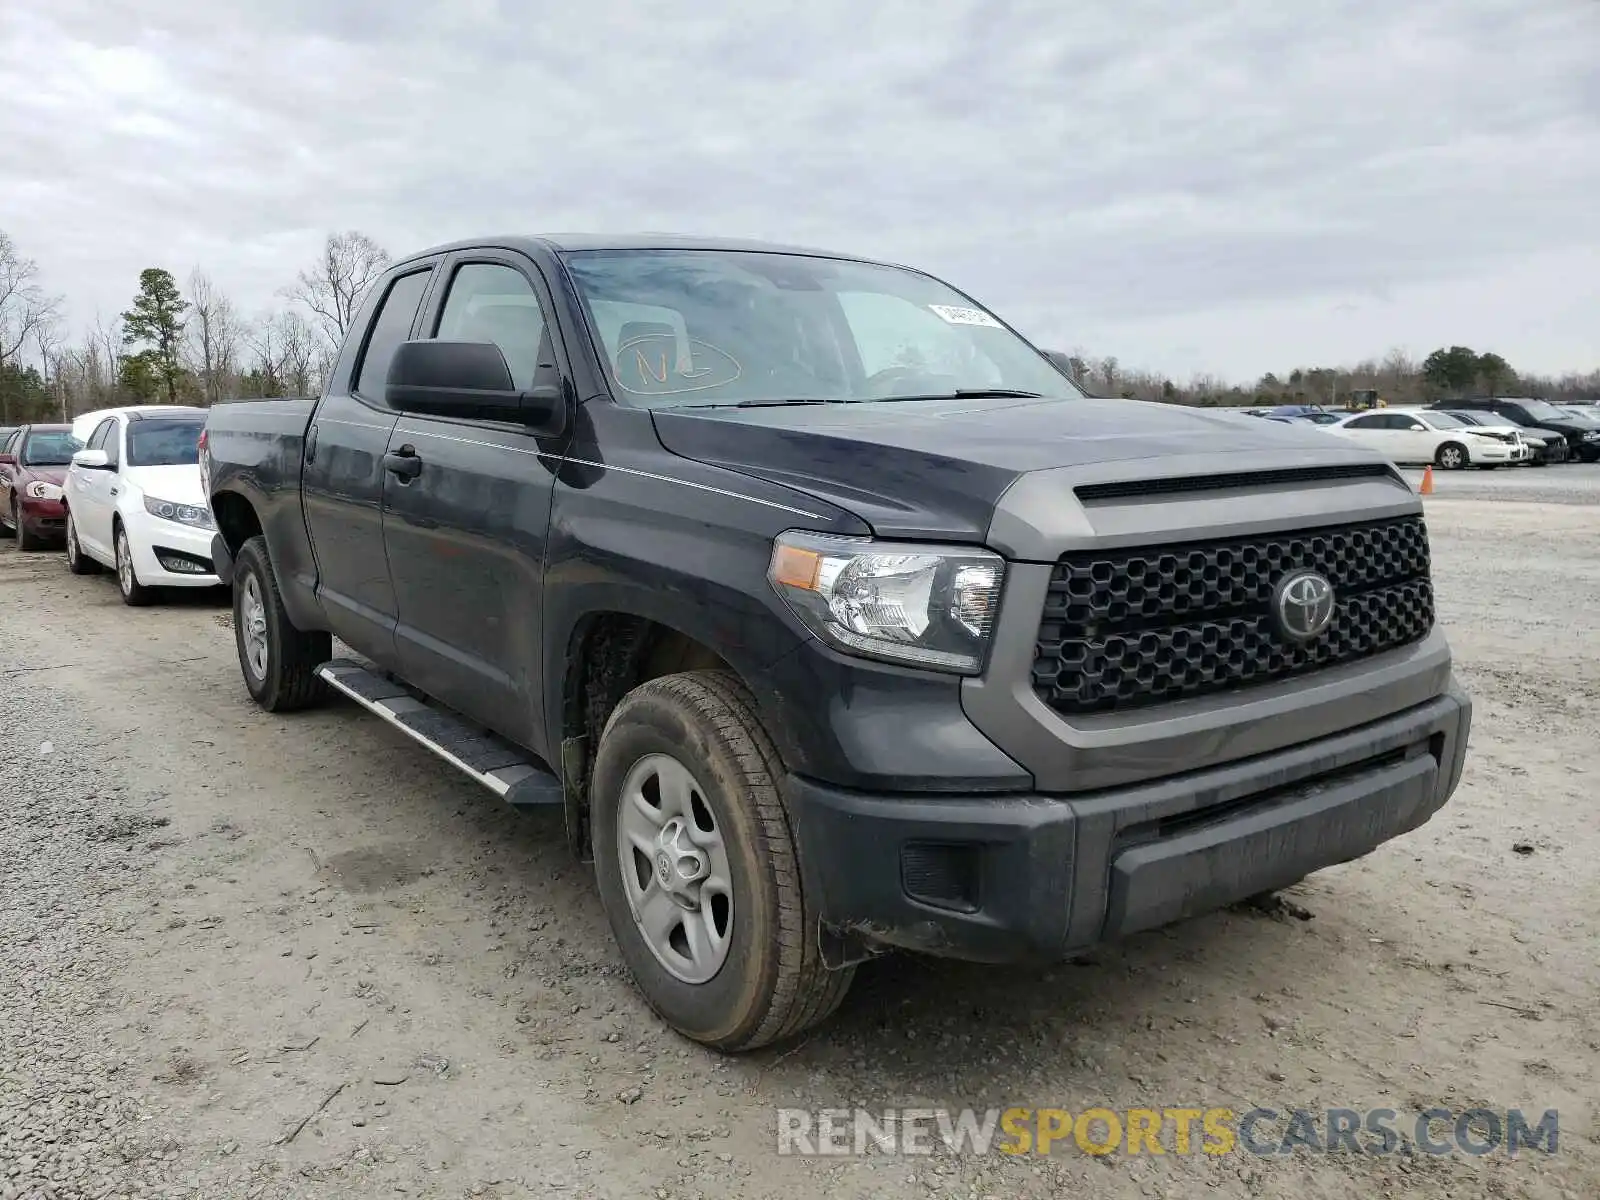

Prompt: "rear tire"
[1435,442,1468,470]
[65,510,101,575]
[232,535,330,712]
[591,671,854,1052]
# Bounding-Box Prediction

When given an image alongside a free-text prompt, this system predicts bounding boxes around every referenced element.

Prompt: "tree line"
[1052,346,1598,408]
[2,225,1596,424]
[0,229,388,424]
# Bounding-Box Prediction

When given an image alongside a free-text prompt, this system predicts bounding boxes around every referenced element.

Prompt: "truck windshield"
[21,430,82,466]
[128,419,204,467]
[1516,400,1567,421]
[563,248,1081,408]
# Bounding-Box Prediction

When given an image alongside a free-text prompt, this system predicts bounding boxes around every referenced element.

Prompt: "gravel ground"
[2,478,1597,1199]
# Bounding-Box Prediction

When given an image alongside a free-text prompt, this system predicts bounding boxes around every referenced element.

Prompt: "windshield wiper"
[878,388,1044,402]
[727,397,838,408]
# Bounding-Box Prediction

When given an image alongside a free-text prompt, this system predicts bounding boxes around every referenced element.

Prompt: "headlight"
[143,495,215,529]
[24,481,63,501]
[767,531,1004,674]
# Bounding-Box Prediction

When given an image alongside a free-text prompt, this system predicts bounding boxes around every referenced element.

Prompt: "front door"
[71,417,120,559]
[380,254,568,753]
[301,265,435,665]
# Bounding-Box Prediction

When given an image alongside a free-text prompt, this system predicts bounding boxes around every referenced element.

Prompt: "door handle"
[383,447,423,481]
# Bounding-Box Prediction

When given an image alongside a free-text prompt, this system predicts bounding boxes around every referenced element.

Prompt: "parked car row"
[0,407,219,603]
[1238,395,1599,469]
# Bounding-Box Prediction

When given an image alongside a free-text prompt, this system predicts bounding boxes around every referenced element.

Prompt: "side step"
[315,659,564,807]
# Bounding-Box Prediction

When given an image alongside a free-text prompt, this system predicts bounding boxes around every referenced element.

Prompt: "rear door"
[301,263,438,665]
[1333,413,1392,455]
[379,251,570,750]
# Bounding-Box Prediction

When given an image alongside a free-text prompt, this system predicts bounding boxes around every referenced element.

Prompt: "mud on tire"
[591,670,853,1051]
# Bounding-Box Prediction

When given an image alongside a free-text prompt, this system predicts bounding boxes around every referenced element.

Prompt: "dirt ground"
[2,487,1596,1200]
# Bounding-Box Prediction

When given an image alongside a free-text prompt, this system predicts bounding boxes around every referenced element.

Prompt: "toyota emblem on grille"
[1272,570,1336,642]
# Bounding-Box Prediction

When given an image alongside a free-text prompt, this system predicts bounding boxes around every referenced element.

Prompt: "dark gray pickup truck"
[201,234,1472,1050]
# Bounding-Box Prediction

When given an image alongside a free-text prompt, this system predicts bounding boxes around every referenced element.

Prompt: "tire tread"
[235,535,329,711]
[605,670,853,1051]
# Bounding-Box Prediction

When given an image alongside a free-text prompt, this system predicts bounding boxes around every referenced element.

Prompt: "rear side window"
[355,270,432,402]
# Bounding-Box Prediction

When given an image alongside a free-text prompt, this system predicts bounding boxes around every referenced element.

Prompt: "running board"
[315,659,564,807]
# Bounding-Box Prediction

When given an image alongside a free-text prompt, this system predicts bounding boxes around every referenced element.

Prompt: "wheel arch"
[559,611,757,858]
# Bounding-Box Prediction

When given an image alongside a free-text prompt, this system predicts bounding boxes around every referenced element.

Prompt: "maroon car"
[0,423,82,550]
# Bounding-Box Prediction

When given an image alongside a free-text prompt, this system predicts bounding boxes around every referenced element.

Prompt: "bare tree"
[275,311,318,396]
[246,313,287,396]
[288,231,390,351]
[0,230,63,421]
[33,319,65,420]
[90,314,126,406]
[1097,356,1119,395]
[185,269,242,405]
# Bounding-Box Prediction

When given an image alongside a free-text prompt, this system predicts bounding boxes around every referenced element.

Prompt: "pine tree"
[122,268,188,404]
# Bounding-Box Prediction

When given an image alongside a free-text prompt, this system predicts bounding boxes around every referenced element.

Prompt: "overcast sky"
[2,0,1596,382]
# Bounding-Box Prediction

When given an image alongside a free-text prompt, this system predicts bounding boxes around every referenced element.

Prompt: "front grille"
[1032,516,1434,714]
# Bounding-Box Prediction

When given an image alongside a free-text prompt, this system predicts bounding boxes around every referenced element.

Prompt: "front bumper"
[18,495,67,539]
[1470,441,1520,462]
[125,510,220,586]
[788,684,1471,964]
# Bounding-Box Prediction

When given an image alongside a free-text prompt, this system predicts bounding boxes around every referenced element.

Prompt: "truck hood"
[652,397,1383,540]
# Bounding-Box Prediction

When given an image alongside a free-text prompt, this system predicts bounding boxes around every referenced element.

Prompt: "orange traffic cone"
[1419,465,1434,495]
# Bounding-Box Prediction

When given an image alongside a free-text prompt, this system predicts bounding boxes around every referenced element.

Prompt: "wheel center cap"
[655,818,708,893]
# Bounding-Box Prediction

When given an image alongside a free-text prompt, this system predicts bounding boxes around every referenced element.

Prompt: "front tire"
[591,671,853,1052]
[232,535,329,711]
[65,511,101,575]
[1435,442,1468,471]
[114,521,153,605]
[14,499,43,551]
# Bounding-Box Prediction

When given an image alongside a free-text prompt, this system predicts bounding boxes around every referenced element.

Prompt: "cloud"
[0,0,1595,378]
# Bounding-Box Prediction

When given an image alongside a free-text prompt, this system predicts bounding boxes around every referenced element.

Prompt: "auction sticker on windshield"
[928,304,1003,328]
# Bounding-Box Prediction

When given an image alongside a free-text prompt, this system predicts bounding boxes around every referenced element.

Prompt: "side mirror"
[72,448,113,470]
[1409,423,1427,431]
[385,340,567,435]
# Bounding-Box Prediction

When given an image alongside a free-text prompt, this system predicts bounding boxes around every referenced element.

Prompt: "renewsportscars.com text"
[776,1106,1560,1157]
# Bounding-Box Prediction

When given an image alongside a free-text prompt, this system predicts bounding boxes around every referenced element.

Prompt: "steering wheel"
[865,366,955,398]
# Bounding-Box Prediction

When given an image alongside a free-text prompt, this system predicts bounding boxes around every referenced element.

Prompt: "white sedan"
[62,406,220,605]
[1323,409,1530,470]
